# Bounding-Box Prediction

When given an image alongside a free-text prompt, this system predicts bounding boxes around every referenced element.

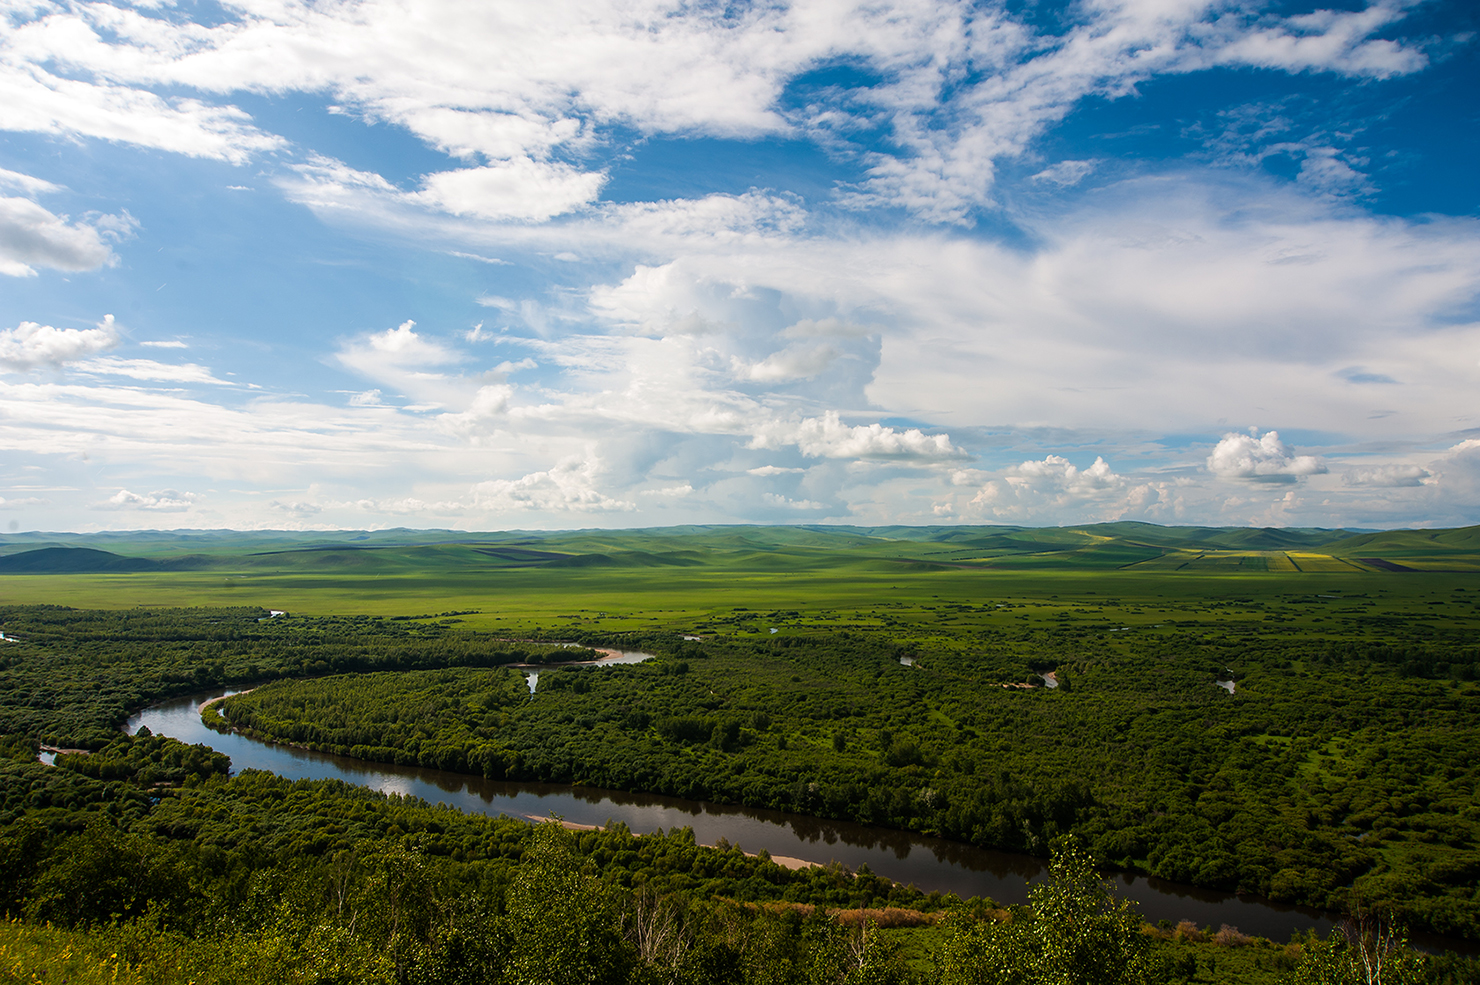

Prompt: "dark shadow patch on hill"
[0,547,218,574]
[543,551,705,569]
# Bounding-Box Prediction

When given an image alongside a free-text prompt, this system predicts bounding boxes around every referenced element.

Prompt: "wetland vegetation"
[2,522,1479,982]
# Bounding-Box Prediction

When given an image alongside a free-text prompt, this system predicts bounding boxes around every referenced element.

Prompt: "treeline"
[0,605,633,748]
[4,738,1472,985]
[4,605,1480,943]
[222,630,1480,940]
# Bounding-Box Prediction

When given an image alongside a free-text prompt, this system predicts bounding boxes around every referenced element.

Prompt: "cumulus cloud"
[755,411,963,461]
[955,455,1175,523]
[94,488,196,511]
[735,344,843,382]
[762,492,828,510]
[1207,430,1328,482]
[0,197,119,276]
[1343,464,1431,487]
[970,455,1123,508]
[1422,440,1480,511]
[1006,455,1123,495]
[438,385,515,439]
[336,321,469,405]
[472,457,635,513]
[410,160,606,222]
[0,316,119,370]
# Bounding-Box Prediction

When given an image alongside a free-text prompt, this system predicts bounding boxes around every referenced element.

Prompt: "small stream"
[124,686,1353,942]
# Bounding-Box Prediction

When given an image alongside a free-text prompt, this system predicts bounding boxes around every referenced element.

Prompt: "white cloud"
[952,455,1177,523]
[1030,160,1099,187]
[139,339,188,349]
[94,488,196,511]
[762,492,828,510]
[0,496,46,509]
[736,343,842,382]
[755,411,963,461]
[449,251,509,265]
[1423,440,1480,513]
[643,483,693,498]
[781,318,876,340]
[0,62,282,164]
[1343,464,1431,487]
[0,0,1435,231]
[1212,2,1427,79]
[269,499,322,517]
[0,316,118,370]
[0,197,118,276]
[1007,455,1123,495]
[602,192,807,243]
[348,390,382,406]
[1207,430,1327,482]
[335,320,470,406]
[76,357,233,385]
[437,385,515,439]
[472,456,635,513]
[0,169,60,196]
[748,465,805,476]
[410,159,606,222]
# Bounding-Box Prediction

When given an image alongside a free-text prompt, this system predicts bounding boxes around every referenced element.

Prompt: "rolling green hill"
[4,522,1477,578]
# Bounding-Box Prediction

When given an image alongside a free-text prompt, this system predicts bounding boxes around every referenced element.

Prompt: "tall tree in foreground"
[937,837,1151,985]
[1283,910,1430,985]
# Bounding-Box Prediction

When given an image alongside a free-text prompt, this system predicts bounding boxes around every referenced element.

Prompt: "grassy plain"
[2,523,1477,640]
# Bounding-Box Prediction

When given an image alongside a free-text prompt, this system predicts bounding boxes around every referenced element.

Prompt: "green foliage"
[0,605,607,747]
[504,821,636,985]
[56,732,230,786]
[222,624,1480,939]
[936,838,1151,985]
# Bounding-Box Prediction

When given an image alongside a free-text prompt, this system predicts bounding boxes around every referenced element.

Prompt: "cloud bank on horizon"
[0,0,1477,531]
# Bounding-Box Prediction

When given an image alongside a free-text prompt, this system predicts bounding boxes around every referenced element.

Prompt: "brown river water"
[120,682,1368,944]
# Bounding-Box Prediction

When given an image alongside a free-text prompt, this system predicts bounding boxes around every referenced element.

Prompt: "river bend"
[129,687,1337,942]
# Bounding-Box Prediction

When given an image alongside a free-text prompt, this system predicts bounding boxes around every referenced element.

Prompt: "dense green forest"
[218,620,1480,941]
[1,735,1470,984]
[2,516,1479,985]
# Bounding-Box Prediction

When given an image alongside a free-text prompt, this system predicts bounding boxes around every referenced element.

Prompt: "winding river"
[129,685,1341,942]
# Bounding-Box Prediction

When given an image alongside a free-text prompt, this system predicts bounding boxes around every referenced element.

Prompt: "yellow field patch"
[1285,553,1366,573]
[1387,557,1480,572]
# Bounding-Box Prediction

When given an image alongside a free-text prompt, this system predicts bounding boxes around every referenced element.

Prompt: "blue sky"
[0,0,1477,531]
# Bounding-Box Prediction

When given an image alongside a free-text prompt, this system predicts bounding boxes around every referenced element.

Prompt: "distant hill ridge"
[0,547,218,574]
[0,522,1474,575]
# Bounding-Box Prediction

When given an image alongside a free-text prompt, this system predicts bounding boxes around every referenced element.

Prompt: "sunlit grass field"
[0,523,1475,638]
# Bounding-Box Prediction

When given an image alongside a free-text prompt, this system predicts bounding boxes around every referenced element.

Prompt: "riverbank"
[126,688,1351,943]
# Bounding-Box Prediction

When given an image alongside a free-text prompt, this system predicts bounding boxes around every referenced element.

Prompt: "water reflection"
[131,688,1342,942]
[517,649,652,694]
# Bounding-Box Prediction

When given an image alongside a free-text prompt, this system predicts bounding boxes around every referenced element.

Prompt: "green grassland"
[2,523,1479,635]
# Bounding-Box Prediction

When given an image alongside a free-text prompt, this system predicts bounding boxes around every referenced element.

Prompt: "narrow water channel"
[130,687,1339,942]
